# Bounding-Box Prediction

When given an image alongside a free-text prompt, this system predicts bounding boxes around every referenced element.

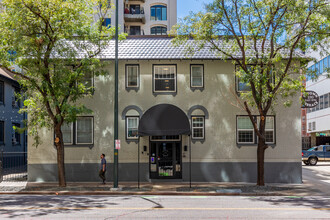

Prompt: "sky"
[177,0,213,20]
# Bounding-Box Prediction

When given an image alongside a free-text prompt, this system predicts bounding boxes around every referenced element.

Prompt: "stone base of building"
[28,162,302,184]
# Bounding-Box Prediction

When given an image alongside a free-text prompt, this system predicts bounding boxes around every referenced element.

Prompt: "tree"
[172,0,329,186]
[0,0,126,187]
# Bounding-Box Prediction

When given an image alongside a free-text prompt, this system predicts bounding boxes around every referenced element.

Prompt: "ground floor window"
[237,115,275,145]
[60,116,93,146]
[0,121,4,144]
[192,116,205,140]
[126,117,139,140]
[12,123,21,145]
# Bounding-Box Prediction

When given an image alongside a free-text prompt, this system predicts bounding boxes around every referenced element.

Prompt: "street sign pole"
[113,0,119,188]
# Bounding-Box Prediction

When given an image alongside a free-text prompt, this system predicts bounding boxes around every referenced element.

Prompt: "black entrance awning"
[138,104,191,136]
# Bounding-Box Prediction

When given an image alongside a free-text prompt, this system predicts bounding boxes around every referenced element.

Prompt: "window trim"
[0,121,4,145]
[0,81,4,105]
[75,116,94,145]
[125,64,140,90]
[236,115,276,146]
[190,64,204,89]
[152,64,177,95]
[126,116,139,140]
[191,116,205,140]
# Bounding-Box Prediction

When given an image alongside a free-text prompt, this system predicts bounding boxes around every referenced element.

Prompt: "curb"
[0,191,298,196]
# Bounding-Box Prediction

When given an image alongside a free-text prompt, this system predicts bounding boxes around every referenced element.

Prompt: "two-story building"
[28,37,302,184]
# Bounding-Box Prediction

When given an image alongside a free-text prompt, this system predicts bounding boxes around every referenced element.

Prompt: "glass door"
[149,142,182,179]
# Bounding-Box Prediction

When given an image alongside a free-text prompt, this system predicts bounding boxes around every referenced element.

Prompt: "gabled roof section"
[96,36,305,60]
[0,67,17,82]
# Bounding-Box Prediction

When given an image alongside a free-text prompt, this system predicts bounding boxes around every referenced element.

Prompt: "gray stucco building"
[28,37,302,184]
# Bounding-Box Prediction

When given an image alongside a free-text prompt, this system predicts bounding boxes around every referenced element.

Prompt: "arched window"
[150,5,167,21]
[151,26,167,35]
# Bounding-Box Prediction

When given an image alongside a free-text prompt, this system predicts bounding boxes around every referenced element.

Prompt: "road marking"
[0,207,329,211]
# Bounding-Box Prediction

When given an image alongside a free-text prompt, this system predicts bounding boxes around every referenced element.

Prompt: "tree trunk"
[257,116,267,186]
[54,124,66,187]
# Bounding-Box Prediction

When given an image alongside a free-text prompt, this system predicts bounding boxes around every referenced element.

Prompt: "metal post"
[189,135,192,188]
[138,136,140,189]
[113,0,119,188]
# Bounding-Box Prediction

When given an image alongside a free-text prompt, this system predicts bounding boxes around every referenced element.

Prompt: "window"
[320,59,324,73]
[320,95,324,110]
[151,26,167,35]
[153,65,176,93]
[102,18,111,28]
[61,123,73,145]
[12,123,20,145]
[237,117,254,144]
[192,116,205,140]
[12,86,20,108]
[130,26,141,35]
[191,65,204,88]
[151,135,180,141]
[324,57,328,71]
[59,117,93,146]
[324,93,329,108]
[0,81,4,104]
[308,122,311,131]
[237,116,275,145]
[78,71,94,94]
[76,117,93,144]
[151,5,167,21]
[312,121,316,130]
[126,117,139,140]
[126,65,139,88]
[0,121,4,144]
[235,65,274,93]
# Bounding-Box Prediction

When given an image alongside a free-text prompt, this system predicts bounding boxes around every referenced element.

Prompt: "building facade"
[27,37,302,184]
[0,68,26,154]
[306,50,330,146]
[100,0,177,36]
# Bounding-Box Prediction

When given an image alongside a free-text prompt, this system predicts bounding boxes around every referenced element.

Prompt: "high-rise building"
[103,0,177,36]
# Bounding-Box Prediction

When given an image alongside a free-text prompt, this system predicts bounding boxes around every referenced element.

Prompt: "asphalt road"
[0,195,329,219]
[302,162,330,196]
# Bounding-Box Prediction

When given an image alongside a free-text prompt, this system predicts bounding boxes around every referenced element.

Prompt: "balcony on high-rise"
[124,5,146,24]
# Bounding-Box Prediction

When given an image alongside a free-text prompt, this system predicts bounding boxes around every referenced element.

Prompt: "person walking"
[99,154,106,184]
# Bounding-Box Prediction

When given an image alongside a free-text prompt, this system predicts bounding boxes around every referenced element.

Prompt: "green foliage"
[172,0,329,120]
[0,0,126,147]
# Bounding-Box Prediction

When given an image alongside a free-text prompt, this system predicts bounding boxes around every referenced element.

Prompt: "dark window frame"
[152,64,177,95]
[125,64,140,91]
[150,5,167,21]
[236,115,276,146]
[12,122,21,146]
[150,26,167,35]
[190,64,204,90]
[0,121,4,145]
[0,81,4,105]
[12,86,21,109]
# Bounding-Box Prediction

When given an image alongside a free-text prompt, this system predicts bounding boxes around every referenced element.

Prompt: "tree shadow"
[0,195,121,218]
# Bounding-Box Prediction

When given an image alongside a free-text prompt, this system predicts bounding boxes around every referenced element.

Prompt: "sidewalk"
[0,181,322,196]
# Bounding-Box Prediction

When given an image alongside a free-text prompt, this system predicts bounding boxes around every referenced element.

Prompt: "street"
[0,163,329,219]
[0,195,329,219]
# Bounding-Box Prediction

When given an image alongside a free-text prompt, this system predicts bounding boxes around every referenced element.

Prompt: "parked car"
[302,145,330,165]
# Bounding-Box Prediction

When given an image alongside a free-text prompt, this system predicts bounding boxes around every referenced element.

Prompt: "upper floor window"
[12,86,20,108]
[0,121,4,144]
[130,26,141,35]
[102,18,111,28]
[151,5,167,21]
[0,81,4,105]
[191,65,204,88]
[153,65,176,93]
[151,26,167,35]
[126,65,139,88]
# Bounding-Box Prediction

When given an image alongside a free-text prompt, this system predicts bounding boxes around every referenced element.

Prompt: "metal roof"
[96,36,304,60]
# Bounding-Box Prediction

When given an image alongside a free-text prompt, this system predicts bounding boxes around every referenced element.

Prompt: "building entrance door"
[149,141,182,179]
